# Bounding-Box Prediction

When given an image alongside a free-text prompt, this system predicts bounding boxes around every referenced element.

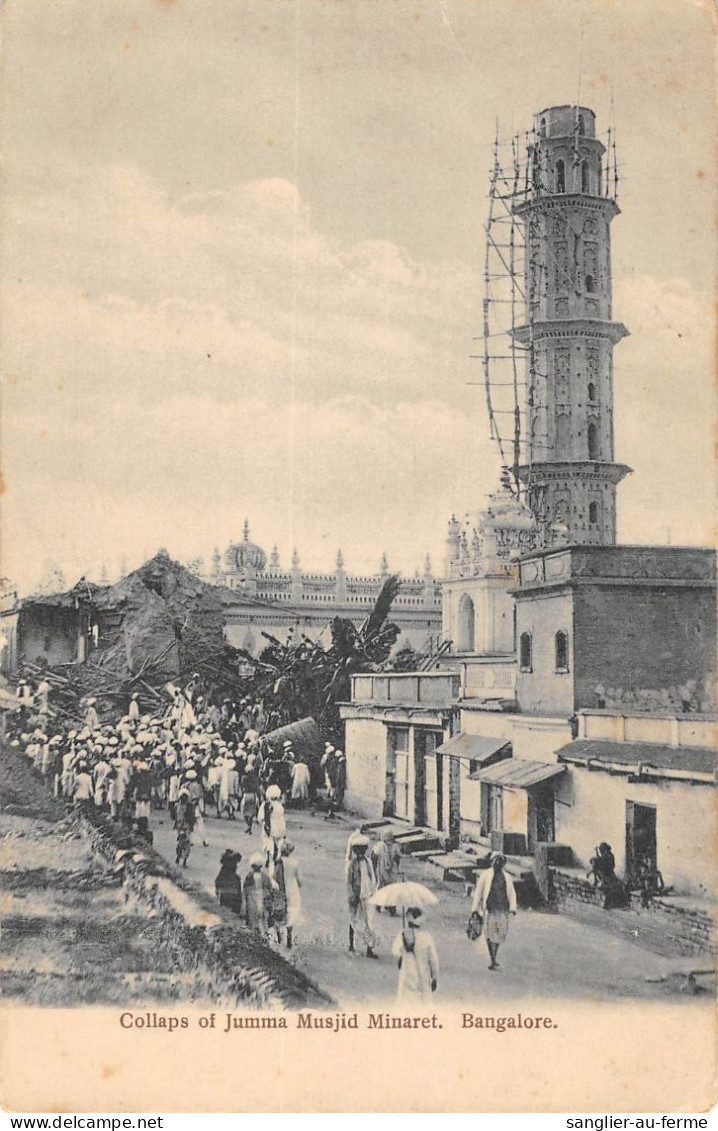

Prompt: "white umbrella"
[370,881,439,920]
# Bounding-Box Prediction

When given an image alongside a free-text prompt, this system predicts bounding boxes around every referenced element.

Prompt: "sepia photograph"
[0,0,715,1115]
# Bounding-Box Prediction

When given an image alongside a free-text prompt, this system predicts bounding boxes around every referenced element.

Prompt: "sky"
[1,0,714,594]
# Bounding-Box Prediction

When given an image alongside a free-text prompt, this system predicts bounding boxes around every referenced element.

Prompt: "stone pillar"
[290,549,302,604]
[448,755,461,849]
[335,550,347,604]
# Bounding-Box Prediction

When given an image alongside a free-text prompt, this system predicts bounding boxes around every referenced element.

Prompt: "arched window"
[540,117,547,138]
[581,161,590,194]
[519,632,532,672]
[585,274,595,293]
[577,113,585,136]
[588,501,599,525]
[555,630,569,671]
[587,420,599,460]
[588,381,597,402]
[556,160,565,193]
[458,593,475,652]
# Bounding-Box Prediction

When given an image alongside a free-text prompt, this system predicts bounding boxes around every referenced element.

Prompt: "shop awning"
[556,739,717,777]
[436,733,511,764]
[470,758,566,789]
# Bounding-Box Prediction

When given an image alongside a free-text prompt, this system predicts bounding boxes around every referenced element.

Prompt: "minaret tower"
[515,105,631,546]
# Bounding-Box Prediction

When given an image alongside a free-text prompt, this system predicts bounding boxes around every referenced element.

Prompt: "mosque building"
[209,520,442,657]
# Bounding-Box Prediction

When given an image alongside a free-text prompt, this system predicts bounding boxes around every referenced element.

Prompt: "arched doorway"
[458,593,475,652]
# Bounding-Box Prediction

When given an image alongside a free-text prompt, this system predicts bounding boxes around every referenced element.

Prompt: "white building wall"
[459,707,572,762]
[555,768,717,897]
[442,575,515,655]
[344,717,388,820]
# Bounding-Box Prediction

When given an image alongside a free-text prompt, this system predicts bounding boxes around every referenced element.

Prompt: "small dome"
[480,482,536,535]
[223,520,267,573]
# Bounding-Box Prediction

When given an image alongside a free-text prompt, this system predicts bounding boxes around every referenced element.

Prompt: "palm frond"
[364,573,401,643]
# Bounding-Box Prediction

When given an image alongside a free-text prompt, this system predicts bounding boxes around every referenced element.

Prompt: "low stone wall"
[75,807,334,1010]
[550,869,717,959]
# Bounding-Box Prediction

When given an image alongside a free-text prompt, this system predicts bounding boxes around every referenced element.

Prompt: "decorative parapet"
[517,545,717,591]
[350,670,460,708]
[459,655,517,699]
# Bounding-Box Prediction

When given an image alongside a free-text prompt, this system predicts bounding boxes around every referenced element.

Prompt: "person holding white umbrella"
[392,907,439,1003]
[370,881,440,1001]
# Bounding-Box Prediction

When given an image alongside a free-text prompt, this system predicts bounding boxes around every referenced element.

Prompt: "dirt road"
[151,804,677,1007]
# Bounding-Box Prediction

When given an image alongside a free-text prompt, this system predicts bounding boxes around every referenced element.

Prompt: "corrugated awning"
[470,758,566,788]
[556,739,717,776]
[436,733,511,763]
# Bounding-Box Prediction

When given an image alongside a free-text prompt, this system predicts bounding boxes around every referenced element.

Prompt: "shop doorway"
[415,730,444,830]
[386,727,410,820]
[481,783,504,836]
[528,786,556,850]
[625,801,657,884]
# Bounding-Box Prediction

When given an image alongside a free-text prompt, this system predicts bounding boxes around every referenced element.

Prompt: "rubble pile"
[92,551,231,678]
[18,552,246,720]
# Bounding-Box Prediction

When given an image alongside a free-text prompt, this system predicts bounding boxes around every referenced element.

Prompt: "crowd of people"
[10,678,351,948]
[8,675,530,1001]
[9,678,426,973]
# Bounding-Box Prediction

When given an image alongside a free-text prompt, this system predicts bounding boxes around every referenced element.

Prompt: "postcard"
[0,0,715,1115]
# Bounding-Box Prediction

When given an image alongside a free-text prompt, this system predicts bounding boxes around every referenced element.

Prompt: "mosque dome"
[223,520,267,573]
[479,475,537,537]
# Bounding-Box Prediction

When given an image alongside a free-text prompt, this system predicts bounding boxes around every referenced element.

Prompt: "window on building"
[588,501,599,525]
[555,630,569,671]
[588,420,599,460]
[388,727,409,753]
[577,113,585,136]
[458,593,475,652]
[588,381,597,402]
[519,632,532,672]
[581,161,590,194]
[585,274,595,293]
[540,117,547,138]
[556,160,565,193]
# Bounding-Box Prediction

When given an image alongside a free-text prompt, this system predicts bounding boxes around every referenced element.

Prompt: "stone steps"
[397,832,443,855]
[425,852,481,882]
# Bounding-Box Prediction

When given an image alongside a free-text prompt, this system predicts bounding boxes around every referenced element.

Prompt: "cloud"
[613,274,714,547]
[1,163,490,590]
[2,162,713,593]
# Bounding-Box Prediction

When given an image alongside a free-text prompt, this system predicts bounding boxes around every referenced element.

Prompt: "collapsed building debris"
[1,552,253,720]
[0,556,408,743]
